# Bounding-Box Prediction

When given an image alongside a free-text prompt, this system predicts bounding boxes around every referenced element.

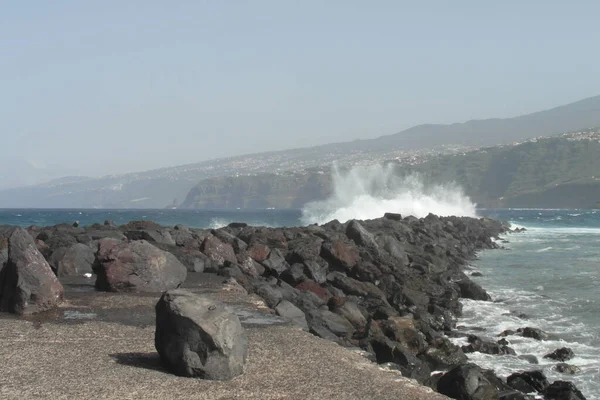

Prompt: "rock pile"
[0,214,587,398]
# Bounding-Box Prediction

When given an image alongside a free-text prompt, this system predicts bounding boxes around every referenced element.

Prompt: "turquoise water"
[1,208,598,396]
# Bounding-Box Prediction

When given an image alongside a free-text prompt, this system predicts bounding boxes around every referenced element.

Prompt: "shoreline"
[0,214,587,399]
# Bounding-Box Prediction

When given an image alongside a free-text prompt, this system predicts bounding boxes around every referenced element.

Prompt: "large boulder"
[274,299,309,331]
[543,381,586,400]
[507,370,549,394]
[201,236,237,267]
[437,363,499,400]
[321,239,360,271]
[49,243,94,276]
[0,228,64,314]
[94,239,187,292]
[155,290,248,380]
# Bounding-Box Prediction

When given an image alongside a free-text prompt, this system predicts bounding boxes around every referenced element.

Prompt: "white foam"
[301,164,476,224]
[535,247,553,253]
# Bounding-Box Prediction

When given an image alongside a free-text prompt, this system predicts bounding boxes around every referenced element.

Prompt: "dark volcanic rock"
[544,347,575,362]
[543,381,586,399]
[455,272,491,301]
[155,290,247,380]
[507,370,549,394]
[555,363,581,375]
[1,213,511,396]
[462,334,516,355]
[48,243,94,276]
[518,327,551,340]
[437,363,499,400]
[261,248,289,277]
[94,239,187,292]
[0,228,64,314]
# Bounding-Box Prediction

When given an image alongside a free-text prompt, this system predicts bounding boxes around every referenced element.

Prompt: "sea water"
[458,209,600,398]
[1,207,598,397]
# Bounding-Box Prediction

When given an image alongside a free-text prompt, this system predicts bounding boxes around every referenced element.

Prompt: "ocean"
[1,207,598,397]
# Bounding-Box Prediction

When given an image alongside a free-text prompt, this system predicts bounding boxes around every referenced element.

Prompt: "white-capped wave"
[536,246,553,253]
[301,164,476,225]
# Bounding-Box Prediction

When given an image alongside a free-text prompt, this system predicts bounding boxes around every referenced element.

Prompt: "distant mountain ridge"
[181,128,600,210]
[2,95,600,208]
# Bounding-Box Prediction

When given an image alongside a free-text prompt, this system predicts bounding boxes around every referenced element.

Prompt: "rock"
[305,308,355,338]
[370,338,431,383]
[543,381,586,399]
[499,329,516,337]
[94,239,187,292]
[261,248,289,276]
[247,243,271,262]
[321,239,360,271]
[544,347,575,362]
[328,297,368,330]
[154,244,210,273]
[383,212,402,221]
[211,229,247,253]
[555,363,581,375]
[155,290,247,380]
[274,300,308,331]
[124,228,176,246]
[286,237,323,264]
[201,236,237,266]
[455,272,491,301]
[279,263,307,286]
[104,219,115,227]
[295,280,330,301]
[507,370,549,394]
[470,271,483,277]
[437,363,499,400]
[419,338,467,370]
[48,243,94,276]
[518,327,551,340]
[303,260,327,284]
[0,228,64,314]
[378,317,426,354]
[253,282,283,308]
[462,334,516,356]
[346,220,378,253]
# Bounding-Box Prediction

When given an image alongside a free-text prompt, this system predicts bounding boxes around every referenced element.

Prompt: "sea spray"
[301,164,476,224]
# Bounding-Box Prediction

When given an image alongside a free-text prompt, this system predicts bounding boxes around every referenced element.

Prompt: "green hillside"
[410,131,600,208]
[181,130,600,210]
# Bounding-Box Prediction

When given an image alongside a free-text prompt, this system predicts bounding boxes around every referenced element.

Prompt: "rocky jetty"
[0,214,588,399]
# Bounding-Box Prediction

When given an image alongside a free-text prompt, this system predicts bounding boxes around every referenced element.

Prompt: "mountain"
[2,95,600,208]
[181,129,600,210]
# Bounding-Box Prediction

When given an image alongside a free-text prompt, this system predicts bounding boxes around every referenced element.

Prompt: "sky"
[2,0,600,187]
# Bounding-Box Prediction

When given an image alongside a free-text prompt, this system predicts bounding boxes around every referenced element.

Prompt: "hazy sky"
[2,1,600,186]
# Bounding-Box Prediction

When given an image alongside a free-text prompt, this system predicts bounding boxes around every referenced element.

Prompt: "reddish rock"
[240,228,288,250]
[321,239,360,271]
[247,244,271,262]
[94,239,187,292]
[201,236,237,266]
[296,280,330,301]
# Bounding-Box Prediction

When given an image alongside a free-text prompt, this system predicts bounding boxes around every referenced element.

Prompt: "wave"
[301,164,476,225]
